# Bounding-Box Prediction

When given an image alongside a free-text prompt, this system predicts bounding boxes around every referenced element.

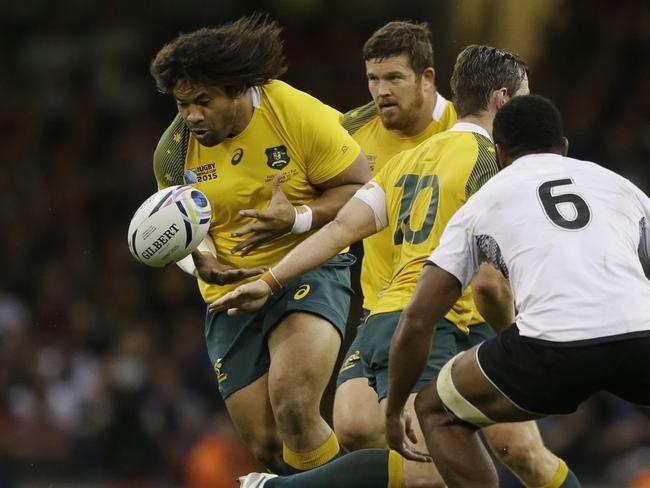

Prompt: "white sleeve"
[352,181,388,231]
[628,183,650,272]
[428,205,480,291]
[176,235,217,277]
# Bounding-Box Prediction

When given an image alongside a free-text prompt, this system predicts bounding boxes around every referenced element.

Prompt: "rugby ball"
[128,185,212,267]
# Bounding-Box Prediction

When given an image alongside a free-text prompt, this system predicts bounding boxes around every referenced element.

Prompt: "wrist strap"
[291,205,313,234]
[260,268,283,294]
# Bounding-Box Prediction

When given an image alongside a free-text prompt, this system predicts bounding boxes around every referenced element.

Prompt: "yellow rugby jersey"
[153,80,361,303]
[369,123,497,333]
[341,94,456,311]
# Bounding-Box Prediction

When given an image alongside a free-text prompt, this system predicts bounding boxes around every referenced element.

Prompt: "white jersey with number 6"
[430,153,650,342]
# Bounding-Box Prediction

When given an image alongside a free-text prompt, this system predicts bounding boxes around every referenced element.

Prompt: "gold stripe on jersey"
[465,133,499,325]
[465,134,499,199]
[370,128,495,333]
[153,114,190,189]
[347,95,457,312]
[152,80,361,304]
[341,101,379,135]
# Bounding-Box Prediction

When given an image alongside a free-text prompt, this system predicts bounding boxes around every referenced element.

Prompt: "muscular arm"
[471,263,515,332]
[271,196,377,285]
[231,151,371,255]
[209,196,379,314]
[385,264,462,418]
[309,151,372,228]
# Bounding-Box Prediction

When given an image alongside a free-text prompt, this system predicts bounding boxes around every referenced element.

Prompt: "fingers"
[398,445,433,463]
[209,290,240,313]
[210,267,265,285]
[231,231,280,255]
[271,174,282,196]
[403,413,420,445]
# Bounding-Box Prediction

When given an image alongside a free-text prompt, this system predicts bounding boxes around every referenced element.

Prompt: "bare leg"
[225,373,285,472]
[381,393,446,488]
[483,421,560,487]
[415,347,543,488]
[268,312,341,454]
[334,377,386,450]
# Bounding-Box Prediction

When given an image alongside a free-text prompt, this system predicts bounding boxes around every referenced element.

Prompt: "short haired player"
[386,94,650,488]
[223,47,578,488]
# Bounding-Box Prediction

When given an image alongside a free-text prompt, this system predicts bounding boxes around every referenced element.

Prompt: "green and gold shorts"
[205,253,355,399]
[359,311,495,400]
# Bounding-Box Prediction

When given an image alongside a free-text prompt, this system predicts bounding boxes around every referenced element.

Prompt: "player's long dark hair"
[451,45,528,117]
[151,13,287,96]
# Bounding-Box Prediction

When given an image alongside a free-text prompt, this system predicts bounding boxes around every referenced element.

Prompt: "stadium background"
[2,0,649,486]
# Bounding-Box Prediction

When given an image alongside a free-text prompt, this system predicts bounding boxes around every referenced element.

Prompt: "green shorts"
[336,309,370,388]
[359,312,495,400]
[205,253,355,399]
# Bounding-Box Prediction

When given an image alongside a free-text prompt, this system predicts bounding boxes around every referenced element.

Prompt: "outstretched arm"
[209,195,379,315]
[384,264,462,459]
[471,263,515,332]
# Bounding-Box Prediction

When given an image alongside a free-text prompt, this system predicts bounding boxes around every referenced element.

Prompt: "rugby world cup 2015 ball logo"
[127,185,212,267]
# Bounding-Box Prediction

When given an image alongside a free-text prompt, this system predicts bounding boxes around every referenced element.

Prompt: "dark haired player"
[387,95,650,487]
[335,20,457,452]
[149,14,370,474]
[225,47,577,488]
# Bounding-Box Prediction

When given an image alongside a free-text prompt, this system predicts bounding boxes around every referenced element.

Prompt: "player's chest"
[183,127,310,213]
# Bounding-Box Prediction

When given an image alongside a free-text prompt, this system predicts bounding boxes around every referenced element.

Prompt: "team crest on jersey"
[265,145,290,170]
[184,169,198,184]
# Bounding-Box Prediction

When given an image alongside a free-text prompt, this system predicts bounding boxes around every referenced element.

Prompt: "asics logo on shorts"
[339,350,361,373]
[214,359,228,384]
[294,284,311,300]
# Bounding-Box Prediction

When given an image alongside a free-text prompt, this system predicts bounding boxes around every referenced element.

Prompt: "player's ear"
[561,137,569,157]
[495,144,510,169]
[421,67,435,86]
[491,88,509,110]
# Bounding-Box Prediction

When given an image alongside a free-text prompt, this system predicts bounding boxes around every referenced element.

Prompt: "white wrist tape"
[291,205,313,234]
[176,235,217,277]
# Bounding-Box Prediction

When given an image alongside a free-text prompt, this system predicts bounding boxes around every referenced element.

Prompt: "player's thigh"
[333,377,384,449]
[268,311,342,402]
[439,345,542,424]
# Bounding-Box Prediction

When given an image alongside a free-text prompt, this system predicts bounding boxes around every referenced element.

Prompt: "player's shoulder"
[261,79,342,123]
[153,114,189,188]
[341,101,379,134]
[262,79,332,110]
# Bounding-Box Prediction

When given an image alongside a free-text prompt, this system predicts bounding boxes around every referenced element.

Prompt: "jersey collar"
[512,153,565,165]
[251,86,261,109]
[449,122,492,142]
[431,92,449,122]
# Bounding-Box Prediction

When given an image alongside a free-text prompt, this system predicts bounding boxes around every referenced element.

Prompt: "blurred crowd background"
[2,0,650,486]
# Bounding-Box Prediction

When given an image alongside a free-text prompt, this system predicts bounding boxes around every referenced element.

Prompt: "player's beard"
[379,89,424,133]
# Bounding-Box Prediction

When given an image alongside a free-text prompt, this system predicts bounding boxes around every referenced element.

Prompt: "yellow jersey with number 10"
[153,80,361,303]
[370,124,498,333]
[341,94,456,312]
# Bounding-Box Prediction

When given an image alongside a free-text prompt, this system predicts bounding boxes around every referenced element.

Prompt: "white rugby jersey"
[430,153,650,342]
